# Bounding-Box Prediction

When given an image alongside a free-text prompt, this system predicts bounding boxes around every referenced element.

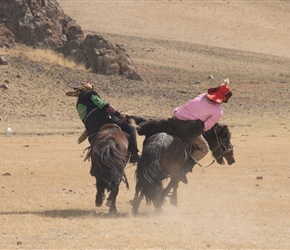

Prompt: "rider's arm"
[90,93,121,118]
[204,111,223,131]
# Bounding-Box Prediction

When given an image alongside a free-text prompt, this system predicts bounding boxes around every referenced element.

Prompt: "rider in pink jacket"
[173,80,232,183]
[173,92,223,132]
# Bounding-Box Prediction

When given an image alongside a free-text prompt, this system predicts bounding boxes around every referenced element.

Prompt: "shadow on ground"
[0,209,130,218]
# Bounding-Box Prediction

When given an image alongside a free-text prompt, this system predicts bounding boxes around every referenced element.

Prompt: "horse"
[126,115,235,214]
[88,124,130,214]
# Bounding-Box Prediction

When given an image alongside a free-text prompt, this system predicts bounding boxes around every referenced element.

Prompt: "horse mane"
[205,123,231,139]
[137,118,204,142]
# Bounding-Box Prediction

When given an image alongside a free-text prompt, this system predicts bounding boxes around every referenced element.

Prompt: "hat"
[66,80,95,97]
[78,80,94,91]
[206,79,232,104]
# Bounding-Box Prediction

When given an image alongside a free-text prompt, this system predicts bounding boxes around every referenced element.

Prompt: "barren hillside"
[1,1,290,134]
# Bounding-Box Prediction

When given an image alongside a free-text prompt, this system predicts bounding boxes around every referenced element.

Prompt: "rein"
[196,159,215,170]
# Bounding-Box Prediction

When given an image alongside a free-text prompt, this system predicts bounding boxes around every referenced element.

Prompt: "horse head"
[204,123,235,165]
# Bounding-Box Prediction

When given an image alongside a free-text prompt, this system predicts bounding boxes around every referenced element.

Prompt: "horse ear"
[221,125,228,136]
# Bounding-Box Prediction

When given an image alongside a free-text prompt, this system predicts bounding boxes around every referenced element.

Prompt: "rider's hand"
[119,113,126,121]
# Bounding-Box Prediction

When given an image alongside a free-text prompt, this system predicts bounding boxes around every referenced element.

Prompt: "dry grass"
[1,45,86,70]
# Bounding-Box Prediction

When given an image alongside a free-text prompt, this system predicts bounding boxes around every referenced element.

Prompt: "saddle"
[99,123,121,132]
[78,123,122,144]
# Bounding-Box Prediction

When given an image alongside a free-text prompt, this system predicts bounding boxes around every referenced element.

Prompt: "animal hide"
[137,118,204,141]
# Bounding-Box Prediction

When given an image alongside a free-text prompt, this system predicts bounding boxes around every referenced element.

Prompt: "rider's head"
[206,79,232,104]
[65,80,95,97]
[78,80,95,91]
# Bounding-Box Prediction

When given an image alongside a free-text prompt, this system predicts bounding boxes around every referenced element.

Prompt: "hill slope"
[1,1,290,135]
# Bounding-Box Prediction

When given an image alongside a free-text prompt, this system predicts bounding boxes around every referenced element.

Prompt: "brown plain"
[1,1,290,249]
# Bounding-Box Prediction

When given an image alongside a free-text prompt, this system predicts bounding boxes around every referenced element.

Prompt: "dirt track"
[1,130,290,249]
[1,1,290,249]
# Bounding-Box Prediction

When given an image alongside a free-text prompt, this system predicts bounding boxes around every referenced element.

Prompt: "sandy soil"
[1,1,290,249]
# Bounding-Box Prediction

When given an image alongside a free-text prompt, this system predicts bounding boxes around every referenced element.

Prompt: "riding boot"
[180,157,197,184]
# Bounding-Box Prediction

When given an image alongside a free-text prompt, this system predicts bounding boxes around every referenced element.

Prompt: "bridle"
[211,126,234,161]
[197,126,233,170]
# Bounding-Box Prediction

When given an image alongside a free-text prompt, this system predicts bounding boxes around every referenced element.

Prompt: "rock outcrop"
[0,0,141,80]
[0,24,15,48]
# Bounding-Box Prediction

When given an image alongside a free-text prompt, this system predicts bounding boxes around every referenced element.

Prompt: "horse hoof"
[109,208,117,214]
[95,193,106,207]
[106,199,112,207]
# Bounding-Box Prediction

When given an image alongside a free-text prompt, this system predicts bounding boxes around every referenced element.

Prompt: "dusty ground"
[1,1,290,249]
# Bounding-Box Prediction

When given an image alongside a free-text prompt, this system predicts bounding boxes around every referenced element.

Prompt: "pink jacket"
[173,93,223,131]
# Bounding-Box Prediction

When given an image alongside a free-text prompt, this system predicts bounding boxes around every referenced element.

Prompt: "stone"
[0,56,8,65]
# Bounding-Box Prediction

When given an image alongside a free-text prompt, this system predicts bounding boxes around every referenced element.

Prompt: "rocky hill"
[0,0,141,79]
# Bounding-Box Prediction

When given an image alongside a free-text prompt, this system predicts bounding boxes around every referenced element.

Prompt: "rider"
[66,80,140,166]
[172,79,232,183]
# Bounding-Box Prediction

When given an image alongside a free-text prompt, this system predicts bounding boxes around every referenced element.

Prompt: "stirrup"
[99,123,121,132]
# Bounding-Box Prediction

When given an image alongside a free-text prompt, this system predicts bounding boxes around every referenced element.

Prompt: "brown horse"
[127,116,235,214]
[89,124,130,214]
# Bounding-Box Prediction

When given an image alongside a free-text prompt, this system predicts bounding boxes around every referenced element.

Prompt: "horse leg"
[106,189,115,207]
[151,187,165,213]
[154,202,163,213]
[95,178,106,207]
[131,181,143,215]
[162,180,175,199]
[163,179,179,206]
[170,183,179,206]
[107,187,119,214]
[132,192,144,215]
[95,189,105,207]
[131,182,140,207]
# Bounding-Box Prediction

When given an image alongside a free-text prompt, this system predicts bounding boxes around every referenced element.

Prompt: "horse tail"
[99,138,127,168]
[92,135,128,191]
[136,140,164,206]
